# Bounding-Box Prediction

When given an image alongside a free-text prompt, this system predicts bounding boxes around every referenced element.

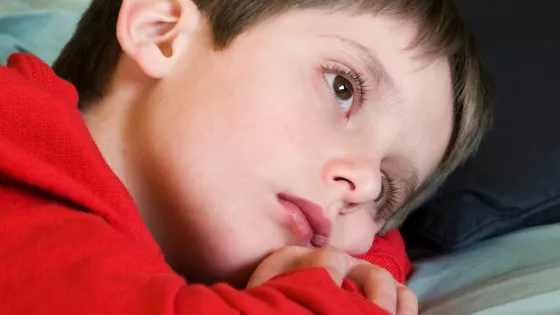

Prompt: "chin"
[174,244,268,289]
[181,258,261,289]
[218,261,261,289]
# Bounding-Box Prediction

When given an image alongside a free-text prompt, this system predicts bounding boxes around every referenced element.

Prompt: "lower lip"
[279,198,314,245]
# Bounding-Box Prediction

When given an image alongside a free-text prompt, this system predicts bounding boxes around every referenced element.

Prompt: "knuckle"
[401,287,418,303]
[402,288,416,298]
[319,245,345,254]
[409,289,418,302]
[316,247,351,264]
[366,265,395,283]
[397,285,419,314]
[315,246,343,259]
[269,246,310,270]
[292,247,352,277]
[401,304,419,315]
[276,245,305,255]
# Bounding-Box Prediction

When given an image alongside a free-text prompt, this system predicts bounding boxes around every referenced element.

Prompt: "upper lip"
[278,193,332,247]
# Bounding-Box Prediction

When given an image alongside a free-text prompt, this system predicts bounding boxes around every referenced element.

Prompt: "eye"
[323,73,354,113]
[373,175,401,224]
[374,182,384,205]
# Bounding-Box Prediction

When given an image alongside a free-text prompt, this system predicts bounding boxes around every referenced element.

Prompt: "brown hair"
[53,0,492,229]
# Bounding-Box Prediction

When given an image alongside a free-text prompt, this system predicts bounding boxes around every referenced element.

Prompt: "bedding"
[2,3,560,315]
[0,0,85,65]
[402,0,560,254]
[0,11,79,65]
[408,223,560,315]
[0,0,87,14]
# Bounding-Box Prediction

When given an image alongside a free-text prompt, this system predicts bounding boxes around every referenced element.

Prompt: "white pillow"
[409,223,560,315]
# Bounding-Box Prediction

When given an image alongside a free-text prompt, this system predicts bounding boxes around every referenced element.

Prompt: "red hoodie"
[0,53,410,315]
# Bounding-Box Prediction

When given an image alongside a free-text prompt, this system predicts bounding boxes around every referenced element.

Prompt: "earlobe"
[117,0,199,79]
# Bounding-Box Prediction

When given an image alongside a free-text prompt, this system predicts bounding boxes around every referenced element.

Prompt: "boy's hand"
[247,246,418,315]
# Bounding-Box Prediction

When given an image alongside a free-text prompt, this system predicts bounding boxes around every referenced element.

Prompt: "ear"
[117,0,200,79]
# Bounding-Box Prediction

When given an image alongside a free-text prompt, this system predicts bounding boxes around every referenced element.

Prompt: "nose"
[322,158,382,213]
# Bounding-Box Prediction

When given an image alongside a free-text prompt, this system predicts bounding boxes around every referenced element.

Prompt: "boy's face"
[124,7,453,284]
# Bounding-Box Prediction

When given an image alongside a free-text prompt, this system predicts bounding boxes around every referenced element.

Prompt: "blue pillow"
[402,0,560,255]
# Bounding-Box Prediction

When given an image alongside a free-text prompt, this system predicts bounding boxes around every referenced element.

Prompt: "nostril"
[333,176,356,191]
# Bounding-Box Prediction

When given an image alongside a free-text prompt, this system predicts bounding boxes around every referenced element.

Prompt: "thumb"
[247,246,309,288]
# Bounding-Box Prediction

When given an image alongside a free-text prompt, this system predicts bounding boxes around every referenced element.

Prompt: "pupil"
[333,76,353,101]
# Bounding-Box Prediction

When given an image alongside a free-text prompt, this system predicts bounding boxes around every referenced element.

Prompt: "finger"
[396,284,418,315]
[305,246,353,286]
[349,263,397,315]
[247,245,310,288]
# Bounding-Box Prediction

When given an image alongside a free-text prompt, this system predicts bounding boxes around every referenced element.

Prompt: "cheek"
[208,83,332,171]
[331,212,377,255]
[408,111,453,178]
[152,84,325,189]
[145,47,341,199]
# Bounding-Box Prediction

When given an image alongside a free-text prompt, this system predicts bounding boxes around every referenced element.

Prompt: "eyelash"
[321,64,369,113]
[321,64,399,223]
[374,176,401,225]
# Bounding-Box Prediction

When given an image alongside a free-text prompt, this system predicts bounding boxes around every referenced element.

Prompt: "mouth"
[277,193,332,247]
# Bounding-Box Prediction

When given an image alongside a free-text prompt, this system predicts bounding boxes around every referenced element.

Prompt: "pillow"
[0,0,87,14]
[409,223,560,315]
[401,0,560,255]
[0,10,79,65]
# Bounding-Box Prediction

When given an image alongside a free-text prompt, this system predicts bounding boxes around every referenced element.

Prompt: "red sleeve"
[0,200,389,315]
[0,54,403,315]
[355,229,412,284]
[342,230,412,294]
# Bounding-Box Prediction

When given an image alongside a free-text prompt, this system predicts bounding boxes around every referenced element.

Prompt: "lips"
[278,193,332,247]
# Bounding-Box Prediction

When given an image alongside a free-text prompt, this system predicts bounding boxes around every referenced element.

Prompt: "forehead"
[250,9,454,183]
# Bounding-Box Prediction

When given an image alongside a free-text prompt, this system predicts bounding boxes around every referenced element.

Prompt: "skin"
[84,0,453,286]
[248,245,419,315]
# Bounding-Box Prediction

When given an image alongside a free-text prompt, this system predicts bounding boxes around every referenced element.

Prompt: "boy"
[0,0,491,314]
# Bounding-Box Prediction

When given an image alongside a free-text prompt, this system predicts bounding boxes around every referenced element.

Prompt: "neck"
[82,57,155,208]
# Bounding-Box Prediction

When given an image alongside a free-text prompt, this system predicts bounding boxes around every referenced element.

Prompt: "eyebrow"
[324,37,417,191]
[320,36,418,199]
[321,35,398,96]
